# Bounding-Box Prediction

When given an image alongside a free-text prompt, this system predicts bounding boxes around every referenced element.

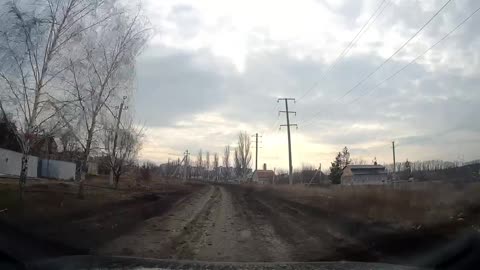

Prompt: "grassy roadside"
[250,182,480,228]
[0,176,202,253]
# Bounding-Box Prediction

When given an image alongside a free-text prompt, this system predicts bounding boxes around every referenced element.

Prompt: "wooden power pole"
[110,96,127,185]
[278,98,297,185]
[183,150,190,181]
[392,141,396,175]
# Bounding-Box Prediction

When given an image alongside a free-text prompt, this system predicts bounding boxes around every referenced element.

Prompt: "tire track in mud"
[99,185,296,262]
[238,187,376,262]
[98,184,370,262]
[173,186,222,259]
[174,185,289,261]
[228,186,293,261]
[97,184,463,264]
[96,185,215,258]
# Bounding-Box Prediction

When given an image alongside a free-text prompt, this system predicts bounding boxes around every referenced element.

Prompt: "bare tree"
[57,128,81,160]
[213,153,219,181]
[351,158,368,165]
[55,6,150,197]
[222,145,230,179]
[0,0,108,199]
[197,149,203,178]
[102,116,143,189]
[205,151,210,179]
[237,132,252,178]
[234,148,241,178]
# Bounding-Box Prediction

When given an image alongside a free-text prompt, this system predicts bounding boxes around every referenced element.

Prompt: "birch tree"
[57,6,150,197]
[0,0,106,199]
[101,115,142,189]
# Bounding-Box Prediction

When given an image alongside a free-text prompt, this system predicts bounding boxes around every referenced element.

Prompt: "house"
[253,170,275,184]
[252,163,275,184]
[0,114,21,152]
[341,165,387,185]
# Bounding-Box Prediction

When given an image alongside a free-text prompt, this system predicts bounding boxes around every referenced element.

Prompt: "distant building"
[252,163,275,184]
[341,165,387,185]
[253,170,275,184]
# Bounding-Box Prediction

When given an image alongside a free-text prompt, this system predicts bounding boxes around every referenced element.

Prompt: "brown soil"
[1,182,477,265]
[98,184,476,265]
[0,179,200,261]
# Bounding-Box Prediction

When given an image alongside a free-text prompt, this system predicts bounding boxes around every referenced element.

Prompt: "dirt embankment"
[0,179,201,261]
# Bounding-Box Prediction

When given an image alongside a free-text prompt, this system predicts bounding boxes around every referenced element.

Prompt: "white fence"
[38,159,76,180]
[0,148,38,178]
[0,147,76,180]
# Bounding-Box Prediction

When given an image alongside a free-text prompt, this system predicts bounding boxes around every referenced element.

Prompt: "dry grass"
[254,182,480,227]
[0,175,194,225]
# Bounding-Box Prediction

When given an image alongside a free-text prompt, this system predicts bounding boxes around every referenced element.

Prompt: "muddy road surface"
[97,184,455,264]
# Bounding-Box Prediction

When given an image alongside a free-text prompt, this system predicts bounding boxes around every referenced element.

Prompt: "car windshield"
[0,0,479,268]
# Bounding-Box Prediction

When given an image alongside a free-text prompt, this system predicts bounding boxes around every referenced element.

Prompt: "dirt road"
[97,184,448,263]
[2,181,475,266]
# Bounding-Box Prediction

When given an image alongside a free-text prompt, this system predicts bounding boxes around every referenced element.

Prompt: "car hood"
[26,255,424,270]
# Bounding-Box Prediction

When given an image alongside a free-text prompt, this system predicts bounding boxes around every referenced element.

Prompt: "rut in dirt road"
[97,184,435,264]
[97,185,293,261]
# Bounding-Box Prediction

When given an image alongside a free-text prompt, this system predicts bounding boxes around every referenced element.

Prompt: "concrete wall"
[0,148,38,177]
[38,159,76,180]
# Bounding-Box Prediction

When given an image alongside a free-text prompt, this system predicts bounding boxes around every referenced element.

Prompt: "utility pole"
[308,163,322,186]
[252,133,262,172]
[110,96,128,186]
[278,98,297,185]
[183,150,190,182]
[392,141,396,176]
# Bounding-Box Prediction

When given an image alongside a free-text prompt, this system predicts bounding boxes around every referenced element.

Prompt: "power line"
[302,3,479,128]
[297,0,390,101]
[299,0,454,127]
[348,4,480,104]
[336,0,454,101]
[269,117,280,133]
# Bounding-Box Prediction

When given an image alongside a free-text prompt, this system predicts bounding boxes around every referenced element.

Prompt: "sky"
[134,0,480,170]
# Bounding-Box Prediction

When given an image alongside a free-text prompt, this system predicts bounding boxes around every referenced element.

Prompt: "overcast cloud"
[135,0,480,169]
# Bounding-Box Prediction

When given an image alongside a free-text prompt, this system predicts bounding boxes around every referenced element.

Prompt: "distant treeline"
[384,159,469,173]
[386,161,480,182]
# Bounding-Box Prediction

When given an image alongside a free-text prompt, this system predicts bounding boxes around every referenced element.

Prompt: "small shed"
[341,165,387,185]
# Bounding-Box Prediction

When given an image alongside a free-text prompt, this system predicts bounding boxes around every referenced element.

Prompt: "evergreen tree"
[329,152,343,184]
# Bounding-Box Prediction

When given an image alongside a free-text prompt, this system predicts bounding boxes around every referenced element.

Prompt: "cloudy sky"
[134,0,480,170]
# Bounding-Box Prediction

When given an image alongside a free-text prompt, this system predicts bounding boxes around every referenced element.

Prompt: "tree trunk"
[19,153,29,201]
[109,170,114,186]
[77,153,89,199]
[114,173,120,189]
[77,129,94,199]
